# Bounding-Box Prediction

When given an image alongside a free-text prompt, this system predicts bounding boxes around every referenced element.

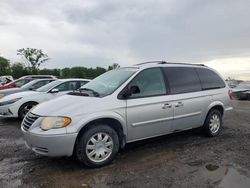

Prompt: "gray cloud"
[0,0,250,68]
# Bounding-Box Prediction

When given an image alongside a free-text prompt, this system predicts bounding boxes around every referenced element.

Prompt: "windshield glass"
[36,80,62,92]
[20,80,39,89]
[80,68,137,96]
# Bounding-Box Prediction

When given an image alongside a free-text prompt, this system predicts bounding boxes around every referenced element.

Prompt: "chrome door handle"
[175,102,184,107]
[162,103,172,109]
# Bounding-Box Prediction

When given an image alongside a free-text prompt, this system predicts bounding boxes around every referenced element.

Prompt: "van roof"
[134,61,206,68]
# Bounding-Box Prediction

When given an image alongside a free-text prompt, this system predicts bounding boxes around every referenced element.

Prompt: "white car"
[0,79,90,119]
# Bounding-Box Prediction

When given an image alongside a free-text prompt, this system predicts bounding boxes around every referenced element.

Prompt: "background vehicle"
[232,82,250,100]
[0,75,56,90]
[226,80,238,88]
[21,62,233,168]
[0,79,90,119]
[0,79,55,99]
[0,76,14,86]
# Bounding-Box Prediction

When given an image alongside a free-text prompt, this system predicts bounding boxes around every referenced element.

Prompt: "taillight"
[228,89,233,100]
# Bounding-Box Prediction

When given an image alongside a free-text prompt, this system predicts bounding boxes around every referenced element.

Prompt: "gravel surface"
[0,100,250,188]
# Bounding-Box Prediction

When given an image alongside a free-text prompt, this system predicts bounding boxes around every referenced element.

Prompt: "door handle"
[162,103,172,109]
[175,102,184,107]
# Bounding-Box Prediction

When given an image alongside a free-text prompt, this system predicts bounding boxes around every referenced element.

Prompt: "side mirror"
[29,87,35,91]
[50,88,59,93]
[119,85,140,99]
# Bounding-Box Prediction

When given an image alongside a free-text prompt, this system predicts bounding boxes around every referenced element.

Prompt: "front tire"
[203,109,222,137]
[18,102,38,120]
[75,125,119,168]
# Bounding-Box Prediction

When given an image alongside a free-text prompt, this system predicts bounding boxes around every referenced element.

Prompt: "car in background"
[0,79,90,119]
[226,80,238,88]
[232,82,250,100]
[0,75,56,90]
[0,79,55,99]
[0,76,14,86]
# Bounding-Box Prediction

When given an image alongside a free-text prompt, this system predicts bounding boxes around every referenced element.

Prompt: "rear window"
[163,67,202,94]
[195,68,225,90]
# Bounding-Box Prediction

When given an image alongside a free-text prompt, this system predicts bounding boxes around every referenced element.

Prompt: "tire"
[202,109,222,137]
[18,102,38,120]
[74,125,120,168]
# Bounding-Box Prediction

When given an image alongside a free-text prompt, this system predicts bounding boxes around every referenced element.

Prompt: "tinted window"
[15,79,31,87]
[163,67,201,94]
[128,68,166,98]
[32,80,53,89]
[195,68,225,90]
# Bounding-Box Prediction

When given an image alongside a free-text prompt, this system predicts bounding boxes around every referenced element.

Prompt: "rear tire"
[18,102,38,120]
[74,125,119,168]
[202,109,222,137]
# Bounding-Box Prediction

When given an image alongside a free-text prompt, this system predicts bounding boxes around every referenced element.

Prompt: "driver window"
[128,68,166,98]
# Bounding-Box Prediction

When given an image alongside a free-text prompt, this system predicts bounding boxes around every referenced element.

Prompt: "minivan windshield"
[80,68,138,96]
[36,80,62,92]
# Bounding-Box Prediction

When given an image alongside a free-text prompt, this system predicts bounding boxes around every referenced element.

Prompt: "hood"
[0,87,22,95]
[232,88,250,93]
[32,95,105,117]
[0,91,39,102]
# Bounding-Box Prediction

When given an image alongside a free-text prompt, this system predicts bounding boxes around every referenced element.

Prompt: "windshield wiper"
[79,88,100,97]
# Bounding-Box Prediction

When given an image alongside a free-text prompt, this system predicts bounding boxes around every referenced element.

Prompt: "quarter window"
[195,68,225,90]
[163,67,201,94]
[128,68,166,98]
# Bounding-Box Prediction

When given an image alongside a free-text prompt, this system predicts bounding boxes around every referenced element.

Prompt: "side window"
[80,81,88,87]
[128,68,166,98]
[163,67,201,94]
[54,81,79,91]
[195,68,226,90]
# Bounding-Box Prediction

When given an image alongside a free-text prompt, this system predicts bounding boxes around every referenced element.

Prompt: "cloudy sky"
[0,0,250,80]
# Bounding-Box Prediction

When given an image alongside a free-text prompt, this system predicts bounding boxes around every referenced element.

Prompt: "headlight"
[0,94,5,99]
[0,97,22,106]
[40,117,72,130]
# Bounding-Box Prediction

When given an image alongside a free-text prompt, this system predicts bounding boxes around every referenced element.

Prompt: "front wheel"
[202,109,222,137]
[18,102,38,120]
[75,125,120,168]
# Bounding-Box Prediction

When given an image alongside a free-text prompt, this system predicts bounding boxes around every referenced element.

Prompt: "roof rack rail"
[135,61,206,67]
[135,61,167,65]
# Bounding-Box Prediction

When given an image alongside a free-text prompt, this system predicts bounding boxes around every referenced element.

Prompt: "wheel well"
[208,105,224,117]
[76,118,126,148]
[18,101,38,112]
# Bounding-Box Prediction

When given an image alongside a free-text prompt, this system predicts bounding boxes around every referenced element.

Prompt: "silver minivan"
[21,62,233,168]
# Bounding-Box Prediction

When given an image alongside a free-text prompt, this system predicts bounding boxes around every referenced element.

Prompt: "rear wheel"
[75,125,119,168]
[203,109,222,137]
[18,102,38,119]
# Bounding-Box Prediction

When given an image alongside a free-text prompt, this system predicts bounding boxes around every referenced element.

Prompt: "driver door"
[126,68,174,141]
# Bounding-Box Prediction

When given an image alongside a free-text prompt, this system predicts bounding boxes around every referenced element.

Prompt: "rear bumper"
[22,129,78,157]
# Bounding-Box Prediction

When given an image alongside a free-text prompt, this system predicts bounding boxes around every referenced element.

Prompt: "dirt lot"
[0,100,250,188]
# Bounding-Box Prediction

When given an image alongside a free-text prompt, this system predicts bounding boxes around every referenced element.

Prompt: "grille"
[22,113,40,131]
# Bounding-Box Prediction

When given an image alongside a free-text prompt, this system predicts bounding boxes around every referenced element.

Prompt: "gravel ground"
[0,100,250,188]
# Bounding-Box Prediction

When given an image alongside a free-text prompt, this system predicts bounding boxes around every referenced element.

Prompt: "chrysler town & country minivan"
[21,62,233,168]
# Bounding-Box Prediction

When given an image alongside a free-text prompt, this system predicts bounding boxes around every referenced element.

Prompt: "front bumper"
[0,104,17,118]
[22,129,78,157]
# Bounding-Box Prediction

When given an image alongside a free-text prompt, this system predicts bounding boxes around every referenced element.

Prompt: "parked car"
[0,75,56,90]
[21,62,233,168]
[0,76,14,85]
[232,82,250,100]
[0,79,90,119]
[226,80,238,88]
[0,79,55,99]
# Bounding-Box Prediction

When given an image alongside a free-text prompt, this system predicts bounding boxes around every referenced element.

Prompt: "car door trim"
[174,111,201,120]
[131,116,173,127]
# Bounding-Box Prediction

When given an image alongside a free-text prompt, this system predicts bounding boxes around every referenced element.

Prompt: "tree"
[108,63,120,70]
[0,56,10,76]
[11,63,29,79]
[17,48,49,72]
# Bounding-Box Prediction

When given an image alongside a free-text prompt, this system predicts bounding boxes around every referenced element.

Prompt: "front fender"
[66,111,127,136]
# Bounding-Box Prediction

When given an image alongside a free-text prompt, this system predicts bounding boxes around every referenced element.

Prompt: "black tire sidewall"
[75,125,120,168]
[203,109,222,137]
[18,102,38,120]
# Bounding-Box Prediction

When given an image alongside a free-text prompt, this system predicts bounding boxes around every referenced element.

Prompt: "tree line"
[0,48,120,79]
